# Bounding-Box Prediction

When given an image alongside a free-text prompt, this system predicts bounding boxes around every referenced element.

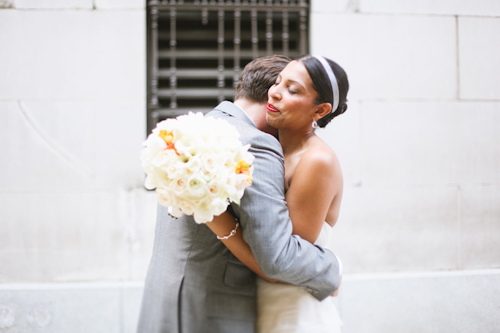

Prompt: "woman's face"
[266,60,320,131]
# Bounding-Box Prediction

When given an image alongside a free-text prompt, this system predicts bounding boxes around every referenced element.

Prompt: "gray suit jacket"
[137,101,340,333]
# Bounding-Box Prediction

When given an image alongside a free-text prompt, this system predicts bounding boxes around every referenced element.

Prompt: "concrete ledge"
[0,282,143,333]
[1,270,499,332]
[340,269,500,333]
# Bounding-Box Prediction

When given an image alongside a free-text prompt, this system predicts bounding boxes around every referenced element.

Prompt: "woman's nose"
[268,84,280,100]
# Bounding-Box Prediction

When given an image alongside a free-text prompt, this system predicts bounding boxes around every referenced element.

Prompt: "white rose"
[187,174,208,199]
[208,179,223,197]
[171,174,189,195]
[156,187,177,207]
[143,133,167,154]
[210,197,228,217]
[175,135,195,156]
[228,188,245,205]
[193,200,214,223]
[166,161,182,179]
[201,152,220,174]
[143,164,169,190]
[144,172,159,190]
[168,206,183,218]
[185,155,203,174]
[179,199,196,215]
[152,149,178,169]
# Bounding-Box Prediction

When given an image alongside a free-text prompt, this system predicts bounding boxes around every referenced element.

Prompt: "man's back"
[137,101,282,333]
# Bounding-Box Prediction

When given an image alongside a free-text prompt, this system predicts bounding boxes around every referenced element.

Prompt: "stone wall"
[0,0,499,332]
[0,1,153,331]
[312,0,500,331]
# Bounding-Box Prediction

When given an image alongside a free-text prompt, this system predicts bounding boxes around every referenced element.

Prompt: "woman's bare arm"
[206,211,278,282]
[285,146,342,243]
[207,146,341,283]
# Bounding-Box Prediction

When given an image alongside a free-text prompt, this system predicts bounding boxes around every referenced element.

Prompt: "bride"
[207,55,349,332]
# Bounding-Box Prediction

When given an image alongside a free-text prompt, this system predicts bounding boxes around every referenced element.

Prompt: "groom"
[137,55,342,333]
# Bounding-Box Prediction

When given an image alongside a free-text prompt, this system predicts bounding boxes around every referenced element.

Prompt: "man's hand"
[331,275,342,297]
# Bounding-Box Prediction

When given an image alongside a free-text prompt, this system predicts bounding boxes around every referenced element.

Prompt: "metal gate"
[147,0,310,133]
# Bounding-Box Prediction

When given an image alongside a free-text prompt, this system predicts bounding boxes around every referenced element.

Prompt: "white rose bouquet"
[141,112,254,223]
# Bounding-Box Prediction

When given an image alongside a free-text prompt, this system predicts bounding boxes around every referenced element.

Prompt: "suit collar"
[213,101,256,128]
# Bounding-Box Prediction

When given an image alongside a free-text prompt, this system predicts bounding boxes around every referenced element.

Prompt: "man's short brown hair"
[235,55,291,104]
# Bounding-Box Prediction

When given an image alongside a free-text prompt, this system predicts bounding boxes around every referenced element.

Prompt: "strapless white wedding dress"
[256,222,342,332]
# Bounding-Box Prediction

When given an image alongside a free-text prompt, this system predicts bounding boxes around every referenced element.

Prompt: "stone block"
[0,100,145,192]
[361,101,500,186]
[360,0,500,17]
[93,100,146,190]
[0,10,145,100]
[14,0,92,9]
[311,0,353,13]
[310,13,457,100]
[0,284,121,332]
[121,284,144,333]
[0,192,128,282]
[459,17,500,100]
[0,101,97,191]
[460,186,500,269]
[317,100,362,187]
[94,0,144,9]
[331,186,459,273]
[340,270,500,333]
[126,190,158,281]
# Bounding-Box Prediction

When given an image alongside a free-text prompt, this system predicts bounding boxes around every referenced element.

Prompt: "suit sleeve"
[231,133,340,301]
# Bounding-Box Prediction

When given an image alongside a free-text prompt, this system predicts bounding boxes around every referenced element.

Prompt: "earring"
[312,119,318,129]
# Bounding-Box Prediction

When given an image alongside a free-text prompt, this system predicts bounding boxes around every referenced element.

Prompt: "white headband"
[313,55,339,113]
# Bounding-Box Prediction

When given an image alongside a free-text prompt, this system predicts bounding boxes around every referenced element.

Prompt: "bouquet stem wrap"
[141,112,254,223]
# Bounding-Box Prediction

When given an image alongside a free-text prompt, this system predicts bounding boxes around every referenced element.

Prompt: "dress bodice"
[256,221,342,332]
[314,222,333,249]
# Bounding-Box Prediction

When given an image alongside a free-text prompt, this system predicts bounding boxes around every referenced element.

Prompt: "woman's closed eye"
[286,84,300,95]
[272,78,298,94]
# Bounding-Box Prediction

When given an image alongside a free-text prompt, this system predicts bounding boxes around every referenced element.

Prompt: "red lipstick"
[266,103,279,113]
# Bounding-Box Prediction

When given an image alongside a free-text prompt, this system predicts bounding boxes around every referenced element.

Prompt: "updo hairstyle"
[297,55,349,128]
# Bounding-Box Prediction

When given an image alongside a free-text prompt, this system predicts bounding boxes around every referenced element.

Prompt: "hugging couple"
[137,54,349,333]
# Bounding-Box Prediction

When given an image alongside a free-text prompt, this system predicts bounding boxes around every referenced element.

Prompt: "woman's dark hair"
[297,55,349,128]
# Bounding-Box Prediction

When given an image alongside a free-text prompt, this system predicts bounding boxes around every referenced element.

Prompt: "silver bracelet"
[217,223,239,240]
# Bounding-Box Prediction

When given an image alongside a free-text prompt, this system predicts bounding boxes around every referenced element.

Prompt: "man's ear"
[314,102,332,121]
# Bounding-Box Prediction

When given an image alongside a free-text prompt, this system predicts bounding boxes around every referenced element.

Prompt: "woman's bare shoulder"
[299,140,341,174]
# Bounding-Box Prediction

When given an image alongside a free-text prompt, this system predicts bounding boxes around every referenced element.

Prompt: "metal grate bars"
[147,0,310,133]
